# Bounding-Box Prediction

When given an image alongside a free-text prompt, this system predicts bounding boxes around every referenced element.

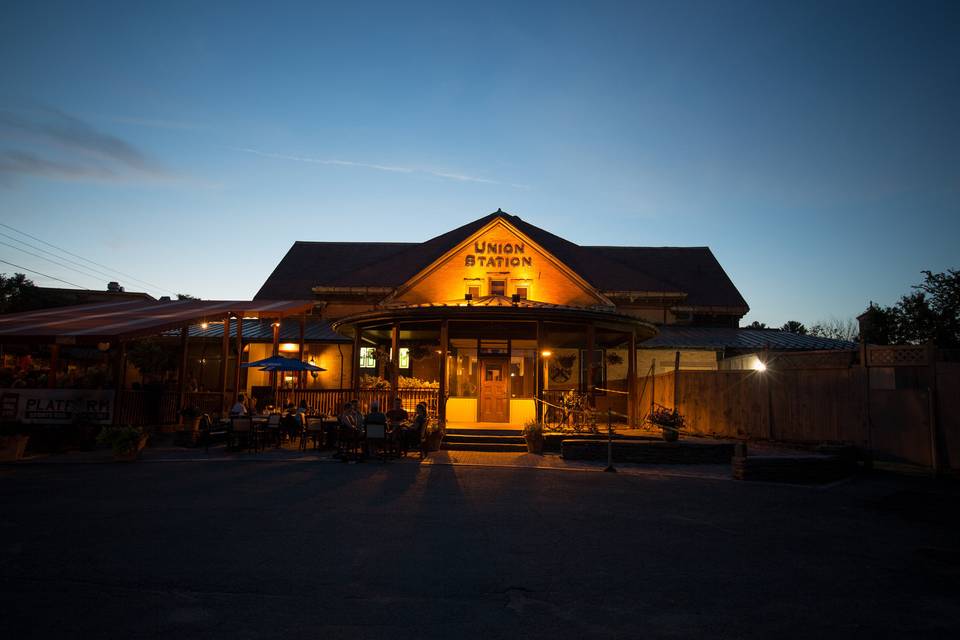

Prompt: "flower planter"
[525,434,544,454]
[113,434,149,462]
[661,427,679,443]
[0,435,30,461]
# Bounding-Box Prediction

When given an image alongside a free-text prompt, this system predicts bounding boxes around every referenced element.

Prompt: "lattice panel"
[867,345,927,367]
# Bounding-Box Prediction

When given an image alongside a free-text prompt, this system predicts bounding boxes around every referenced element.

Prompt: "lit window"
[490,280,506,296]
[468,285,480,299]
[390,347,411,369]
[359,347,377,369]
[515,286,528,300]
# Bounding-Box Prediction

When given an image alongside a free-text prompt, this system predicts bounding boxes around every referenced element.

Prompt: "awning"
[0,299,316,344]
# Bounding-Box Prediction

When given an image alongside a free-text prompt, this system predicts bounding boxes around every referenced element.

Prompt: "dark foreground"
[1,461,958,639]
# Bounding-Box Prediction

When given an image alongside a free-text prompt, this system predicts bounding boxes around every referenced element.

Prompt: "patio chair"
[300,415,324,451]
[265,413,282,448]
[202,413,229,453]
[365,423,388,462]
[231,416,255,452]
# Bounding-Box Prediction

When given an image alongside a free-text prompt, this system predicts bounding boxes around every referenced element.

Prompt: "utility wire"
[0,240,106,287]
[0,258,89,289]
[0,230,124,283]
[0,221,178,295]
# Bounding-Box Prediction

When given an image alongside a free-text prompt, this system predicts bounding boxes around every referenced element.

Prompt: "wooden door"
[479,359,509,422]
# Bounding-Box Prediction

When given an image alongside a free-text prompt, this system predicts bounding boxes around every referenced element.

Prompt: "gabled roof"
[254,210,749,311]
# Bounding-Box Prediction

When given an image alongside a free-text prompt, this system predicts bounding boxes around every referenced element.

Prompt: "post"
[298,316,306,388]
[47,343,59,389]
[234,315,244,401]
[650,357,656,413]
[177,325,189,409]
[604,408,616,473]
[351,326,362,392]
[390,323,400,403]
[112,342,126,425]
[627,329,637,427]
[219,314,230,414]
[439,320,449,427]
[927,342,940,475]
[270,319,280,390]
[586,323,596,406]
[536,320,544,424]
[673,350,680,410]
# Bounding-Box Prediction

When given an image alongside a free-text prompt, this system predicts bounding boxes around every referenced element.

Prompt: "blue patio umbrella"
[257,358,325,372]
[241,355,304,369]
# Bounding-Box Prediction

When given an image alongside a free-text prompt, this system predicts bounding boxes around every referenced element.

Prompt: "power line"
[0,258,89,289]
[0,240,106,287]
[0,230,124,283]
[0,221,178,295]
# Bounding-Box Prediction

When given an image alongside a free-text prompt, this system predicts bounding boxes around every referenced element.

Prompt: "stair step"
[444,434,526,445]
[446,428,523,437]
[442,442,529,452]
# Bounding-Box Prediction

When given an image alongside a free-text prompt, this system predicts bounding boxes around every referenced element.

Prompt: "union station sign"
[464,240,534,268]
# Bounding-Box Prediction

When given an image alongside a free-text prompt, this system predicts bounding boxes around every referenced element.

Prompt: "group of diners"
[224,393,430,459]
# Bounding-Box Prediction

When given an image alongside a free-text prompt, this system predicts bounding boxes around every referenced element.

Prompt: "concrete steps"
[442,428,527,452]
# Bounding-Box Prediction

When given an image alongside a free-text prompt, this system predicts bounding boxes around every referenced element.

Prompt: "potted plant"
[423,421,444,452]
[96,425,148,462]
[523,420,544,454]
[179,405,202,430]
[0,422,30,461]
[648,406,685,442]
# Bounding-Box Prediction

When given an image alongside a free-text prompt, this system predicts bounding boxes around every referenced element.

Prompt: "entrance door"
[479,359,509,422]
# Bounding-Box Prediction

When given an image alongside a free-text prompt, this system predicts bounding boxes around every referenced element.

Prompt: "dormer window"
[490,280,506,296]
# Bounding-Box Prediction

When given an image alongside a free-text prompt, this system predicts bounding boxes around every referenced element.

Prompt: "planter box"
[0,435,30,461]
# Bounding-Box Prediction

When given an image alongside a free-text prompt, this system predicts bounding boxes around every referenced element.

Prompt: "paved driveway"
[1,462,957,639]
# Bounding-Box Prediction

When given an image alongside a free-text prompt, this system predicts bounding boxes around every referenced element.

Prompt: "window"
[390,347,410,370]
[515,286,528,300]
[468,285,480,299]
[359,347,377,369]
[490,280,506,296]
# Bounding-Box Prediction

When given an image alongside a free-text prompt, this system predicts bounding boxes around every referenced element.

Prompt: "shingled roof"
[254,211,748,310]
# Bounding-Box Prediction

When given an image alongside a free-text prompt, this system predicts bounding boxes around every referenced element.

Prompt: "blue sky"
[1,0,957,326]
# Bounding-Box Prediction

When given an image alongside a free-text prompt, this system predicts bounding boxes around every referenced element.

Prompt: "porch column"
[351,326,362,392]
[298,316,306,388]
[219,314,230,414]
[627,328,637,427]
[233,316,244,400]
[439,319,449,426]
[177,325,189,409]
[270,319,280,390]
[390,323,400,403]
[586,323,596,406]
[47,343,59,389]
[535,320,544,424]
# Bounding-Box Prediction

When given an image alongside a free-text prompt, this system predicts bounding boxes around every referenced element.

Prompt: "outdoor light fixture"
[200,322,209,329]
[272,322,281,328]
[541,350,552,357]
[753,359,767,372]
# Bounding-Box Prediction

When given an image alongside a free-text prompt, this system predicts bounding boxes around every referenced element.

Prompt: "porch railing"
[274,388,439,417]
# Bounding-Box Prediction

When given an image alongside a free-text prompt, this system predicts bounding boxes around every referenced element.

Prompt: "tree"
[0,273,38,314]
[177,293,199,300]
[125,338,178,383]
[809,317,859,342]
[745,320,767,329]
[860,269,959,347]
[780,320,807,335]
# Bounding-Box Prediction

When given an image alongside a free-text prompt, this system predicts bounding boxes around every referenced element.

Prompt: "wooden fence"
[637,348,959,469]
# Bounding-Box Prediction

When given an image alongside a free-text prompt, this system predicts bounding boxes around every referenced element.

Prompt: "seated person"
[365,401,387,430]
[386,397,409,427]
[407,402,428,450]
[229,394,248,417]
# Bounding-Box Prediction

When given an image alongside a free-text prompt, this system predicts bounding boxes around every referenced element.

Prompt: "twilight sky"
[1,0,957,327]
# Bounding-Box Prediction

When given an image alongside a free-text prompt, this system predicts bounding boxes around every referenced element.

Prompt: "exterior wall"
[510,398,536,425]
[447,397,477,422]
[637,349,719,376]
[392,220,605,307]
[243,342,353,393]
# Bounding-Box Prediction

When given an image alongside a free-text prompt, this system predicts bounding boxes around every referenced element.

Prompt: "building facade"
[253,210,754,425]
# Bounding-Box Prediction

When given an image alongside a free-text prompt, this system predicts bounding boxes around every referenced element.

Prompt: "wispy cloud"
[235,147,528,189]
[0,104,171,185]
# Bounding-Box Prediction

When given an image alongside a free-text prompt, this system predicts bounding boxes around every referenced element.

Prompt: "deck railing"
[275,388,439,417]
